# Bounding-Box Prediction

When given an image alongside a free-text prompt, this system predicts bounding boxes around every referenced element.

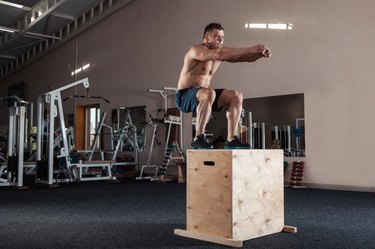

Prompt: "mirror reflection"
[203,93,305,157]
[111,105,147,151]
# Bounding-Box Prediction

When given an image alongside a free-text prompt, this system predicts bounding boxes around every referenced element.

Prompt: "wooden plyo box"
[174,149,296,247]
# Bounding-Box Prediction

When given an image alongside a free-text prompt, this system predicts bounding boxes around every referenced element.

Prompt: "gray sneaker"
[224,136,251,149]
[191,134,213,149]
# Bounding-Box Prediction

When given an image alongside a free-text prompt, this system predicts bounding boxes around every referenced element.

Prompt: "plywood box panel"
[231,150,284,240]
[187,150,232,238]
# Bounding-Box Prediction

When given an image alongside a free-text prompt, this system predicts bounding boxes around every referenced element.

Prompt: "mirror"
[203,93,305,157]
[111,105,147,151]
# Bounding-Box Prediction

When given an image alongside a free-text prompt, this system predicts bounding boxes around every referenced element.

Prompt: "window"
[86,106,101,149]
[245,23,293,30]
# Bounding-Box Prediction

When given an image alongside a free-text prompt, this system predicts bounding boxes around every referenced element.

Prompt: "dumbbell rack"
[289,161,305,188]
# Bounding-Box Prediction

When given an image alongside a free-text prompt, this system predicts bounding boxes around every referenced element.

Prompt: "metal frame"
[83,108,140,166]
[0,96,28,187]
[111,108,139,162]
[75,161,113,182]
[35,78,89,185]
[136,122,159,180]
[148,87,184,150]
[35,77,116,184]
[247,111,253,149]
[295,118,305,150]
[88,112,107,161]
[36,78,113,185]
[137,87,183,180]
[272,125,292,153]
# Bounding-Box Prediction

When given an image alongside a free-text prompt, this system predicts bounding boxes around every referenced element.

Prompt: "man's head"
[203,23,224,49]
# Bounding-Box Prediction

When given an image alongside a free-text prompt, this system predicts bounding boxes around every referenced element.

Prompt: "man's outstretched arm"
[188,44,271,62]
[225,44,271,63]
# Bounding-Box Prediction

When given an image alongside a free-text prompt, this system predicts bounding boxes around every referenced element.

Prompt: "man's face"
[204,29,224,49]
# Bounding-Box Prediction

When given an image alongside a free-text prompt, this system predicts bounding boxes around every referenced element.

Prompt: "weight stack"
[36,159,48,181]
[7,156,18,181]
[289,161,304,187]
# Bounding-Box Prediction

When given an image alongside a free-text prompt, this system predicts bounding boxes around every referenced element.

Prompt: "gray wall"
[0,0,374,191]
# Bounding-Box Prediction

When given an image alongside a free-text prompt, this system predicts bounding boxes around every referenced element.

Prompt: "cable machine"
[34,78,113,185]
[0,96,28,188]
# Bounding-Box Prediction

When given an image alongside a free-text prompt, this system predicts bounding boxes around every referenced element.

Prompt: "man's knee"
[231,90,243,104]
[198,88,216,103]
[235,90,243,100]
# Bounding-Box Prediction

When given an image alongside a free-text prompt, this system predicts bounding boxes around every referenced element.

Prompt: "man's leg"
[195,88,216,137]
[217,89,243,141]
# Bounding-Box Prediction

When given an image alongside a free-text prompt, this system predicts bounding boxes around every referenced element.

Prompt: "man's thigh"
[176,87,200,112]
[217,89,237,109]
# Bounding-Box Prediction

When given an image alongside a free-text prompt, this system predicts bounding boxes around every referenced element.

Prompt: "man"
[175,23,271,149]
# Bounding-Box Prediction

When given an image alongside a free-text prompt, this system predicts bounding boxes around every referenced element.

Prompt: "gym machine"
[137,87,184,180]
[241,111,266,149]
[35,78,114,185]
[272,125,291,153]
[79,107,142,178]
[79,112,112,161]
[136,120,160,180]
[110,108,141,168]
[294,118,305,156]
[272,123,305,157]
[0,96,30,188]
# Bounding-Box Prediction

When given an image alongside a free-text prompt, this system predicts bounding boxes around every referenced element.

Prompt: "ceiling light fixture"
[71,63,90,76]
[244,22,293,30]
[0,0,24,9]
[0,27,15,33]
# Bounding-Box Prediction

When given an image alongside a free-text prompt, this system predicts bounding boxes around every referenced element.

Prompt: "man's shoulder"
[185,44,208,59]
[189,43,207,51]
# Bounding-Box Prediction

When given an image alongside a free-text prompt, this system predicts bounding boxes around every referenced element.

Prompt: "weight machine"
[0,96,29,188]
[137,87,184,180]
[136,121,159,180]
[35,78,114,185]
[110,108,141,169]
[82,108,141,167]
[242,111,265,149]
[272,125,291,154]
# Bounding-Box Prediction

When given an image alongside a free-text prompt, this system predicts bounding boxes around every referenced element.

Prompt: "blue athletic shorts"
[175,87,225,113]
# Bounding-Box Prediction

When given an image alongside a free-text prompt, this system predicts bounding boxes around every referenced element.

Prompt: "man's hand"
[262,47,271,57]
[255,44,271,57]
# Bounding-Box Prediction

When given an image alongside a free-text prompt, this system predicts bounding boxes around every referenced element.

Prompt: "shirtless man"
[175,23,271,149]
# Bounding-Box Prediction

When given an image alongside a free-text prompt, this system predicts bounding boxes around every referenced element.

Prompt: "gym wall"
[0,0,374,191]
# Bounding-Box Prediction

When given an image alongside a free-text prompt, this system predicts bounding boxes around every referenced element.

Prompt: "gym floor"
[0,181,374,249]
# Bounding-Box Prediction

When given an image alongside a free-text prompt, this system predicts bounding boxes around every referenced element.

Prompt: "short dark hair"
[203,23,224,36]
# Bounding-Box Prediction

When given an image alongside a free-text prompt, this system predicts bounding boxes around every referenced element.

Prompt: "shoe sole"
[224,146,251,149]
[191,146,214,150]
